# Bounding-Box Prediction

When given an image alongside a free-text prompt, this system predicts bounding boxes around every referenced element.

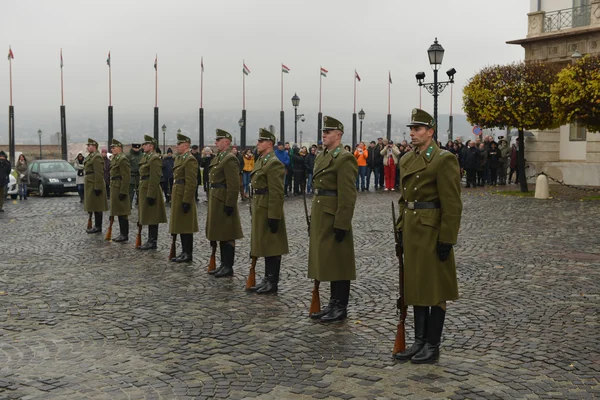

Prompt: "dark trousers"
[105,184,110,199]
[466,168,476,187]
[293,170,306,194]
[490,167,498,185]
[285,168,293,194]
[509,167,518,183]
[366,166,378,190]
[476,170,485,186]
[180,234,193,254]
[378,165,385,187]
[497,162,507,184]
[330,280,350,306]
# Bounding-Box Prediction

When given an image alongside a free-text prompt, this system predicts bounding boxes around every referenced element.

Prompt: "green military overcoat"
[205,149,244,241]
[308,145,358,282]
[138,152,167,226]
[83,151,108,213]
[109,153,131,217]
[250,152,289,258]
[169,150,199,234]
[397,144,462,306]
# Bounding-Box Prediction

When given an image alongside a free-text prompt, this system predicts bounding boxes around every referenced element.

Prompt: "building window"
[569,123,586,141]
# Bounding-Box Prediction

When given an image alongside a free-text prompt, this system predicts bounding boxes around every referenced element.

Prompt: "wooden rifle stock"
[207,241,217,272]
[105,216,114,241]
[245,256,257,290]
[135,222,142,248]
[87,212,92,230]
[169,234,176,260]
[310,280,321,314]
[392,202,407,355]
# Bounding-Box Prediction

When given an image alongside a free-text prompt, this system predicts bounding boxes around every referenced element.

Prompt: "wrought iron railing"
[543,5,591,32]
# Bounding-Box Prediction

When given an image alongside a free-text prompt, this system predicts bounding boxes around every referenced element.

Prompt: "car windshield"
[39,162,75,173]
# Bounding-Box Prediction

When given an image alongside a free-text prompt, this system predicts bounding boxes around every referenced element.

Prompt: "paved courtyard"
[0,189,599,399]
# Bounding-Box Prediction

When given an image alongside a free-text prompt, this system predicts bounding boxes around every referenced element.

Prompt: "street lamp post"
[162,124,167,154]
[38,129,42,159]
[238,118,244,147]
[358,108,365,143]
[415,38,456,143]
[291,93,305,144]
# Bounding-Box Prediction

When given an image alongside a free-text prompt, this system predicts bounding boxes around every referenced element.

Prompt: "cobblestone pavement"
[0,189,598,400]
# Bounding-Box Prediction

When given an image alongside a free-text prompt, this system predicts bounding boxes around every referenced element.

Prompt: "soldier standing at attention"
[84,138,109,234]
[137,135,167,250]
[394,108,462,364]
[108,139,131,242]
[169,132,198,263]
[206,129,243,278]
[248,128,289,294]
[308,116,358,322]
[127,143,143,207]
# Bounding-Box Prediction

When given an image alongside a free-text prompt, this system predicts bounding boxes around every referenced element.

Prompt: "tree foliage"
[551,55,600,133]
[463,62,560,131]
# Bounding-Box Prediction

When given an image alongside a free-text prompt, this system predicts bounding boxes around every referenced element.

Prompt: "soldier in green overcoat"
[248,128,289,294]
[394,108,463,364]
[307,116,358,323]
[108,139,131,242]
[137,135,167,250]
[169,132,198,263]
[206,129,244,278]
[84,138,109,234]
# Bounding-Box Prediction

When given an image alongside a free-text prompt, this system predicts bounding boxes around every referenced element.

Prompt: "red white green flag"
[243,62,250,75]
[154,55,157,70]
[8,47,14,60]
[106,51,110,66]
[201,57,204,73]
[320,67,328,77]
[389,71,392,84]
[355,70,361,82]
[282,64,290,74]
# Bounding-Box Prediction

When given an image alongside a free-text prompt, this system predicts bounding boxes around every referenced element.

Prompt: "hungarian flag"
[106,52,110,66]
[7,47,14,60]
[282,64,290,74]
[154,55,157,70]
[355,70,361,82]
[60,49,63,68]
[389,71,392,84]
[320,67,328,77]
[201,57,204,73]
[243,62,250,75]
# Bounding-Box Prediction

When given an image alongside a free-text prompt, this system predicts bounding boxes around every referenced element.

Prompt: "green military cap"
[143,134,157,146]
[407,108,436,129]
[215,128,232,141]
[177,131,191,144]
[110,138,123,148]
[87,138,99,147]
[258,128,276,143]
[322,116,344,133]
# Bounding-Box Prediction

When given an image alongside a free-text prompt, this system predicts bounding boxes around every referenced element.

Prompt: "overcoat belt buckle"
[407,201,415,210]
[314,189,320,196]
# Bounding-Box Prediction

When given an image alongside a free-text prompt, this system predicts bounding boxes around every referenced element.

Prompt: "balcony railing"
[543,5,592,32]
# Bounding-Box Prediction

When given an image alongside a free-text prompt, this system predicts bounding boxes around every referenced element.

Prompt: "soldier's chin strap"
[436,301,446,311]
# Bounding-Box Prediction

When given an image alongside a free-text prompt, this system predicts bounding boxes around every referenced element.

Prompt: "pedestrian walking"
[108,139,131,242]
[394,108,462,364]
[248,128,289,294]
[84,139,109,233]
[308,116,358,322]
[206,129,244,278]
[15,154,28,200]
[137,135,168,250]
[169,132,198,262]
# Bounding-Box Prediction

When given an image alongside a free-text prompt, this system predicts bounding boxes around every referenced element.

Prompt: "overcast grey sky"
[1,0,528,139]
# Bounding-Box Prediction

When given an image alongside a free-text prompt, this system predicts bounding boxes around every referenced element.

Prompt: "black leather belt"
[175,179,185,184]
[211,183,227,189]
[110,176,122,181]
[253,188,268,195]
[140,175,150,181]
[405,201,440,210]
[85,171,94,175]
[314,189,337,196]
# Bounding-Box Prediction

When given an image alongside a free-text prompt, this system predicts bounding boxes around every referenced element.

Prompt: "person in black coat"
[487,141,500,186]
[365,141,377,191]
[191,145,202,202]
[292,146,307,195]
[201,147,214,202]
[305,146,317,194]
[0,151,11,212]
[161,148,175,202]
[463,141,479,188]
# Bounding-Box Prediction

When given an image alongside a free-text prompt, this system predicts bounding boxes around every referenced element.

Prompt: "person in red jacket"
[353,142,368,192]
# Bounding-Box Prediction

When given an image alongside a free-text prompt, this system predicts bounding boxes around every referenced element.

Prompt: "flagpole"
[60,49,67,160]
[200,57,204,108]
[243,60,246,110]
[241,60,247,148]
[353,70,357,114]
[352,70,357,148]
[8,46,15,165]
[60,49,64,106]
[387,71,392,141]
[388,72,390,115]
[280,65,285,141]
[199,56,204,148]
[108,51,113,146]
[108,57,112,107]
[318,66,323,144]
[153,54,159,143]
[9,49,13,106]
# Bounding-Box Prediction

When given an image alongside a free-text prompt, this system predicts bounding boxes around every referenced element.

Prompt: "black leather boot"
[138,225,158,250]
[209,242,226,275]
[86,212,103,233]
[113,217,129,242]
[411,306,446,364]
[257,256,280,294]
[321,281,349,322]
[395,306,428,361]
[310,281,336,319]
[249,259,268,292]
[176,234,193,263]
[215,242,234,277]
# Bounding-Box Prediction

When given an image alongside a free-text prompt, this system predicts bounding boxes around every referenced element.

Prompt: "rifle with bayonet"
[304,192,320,314]
[245,184,257,290]
[392,201,407,355]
